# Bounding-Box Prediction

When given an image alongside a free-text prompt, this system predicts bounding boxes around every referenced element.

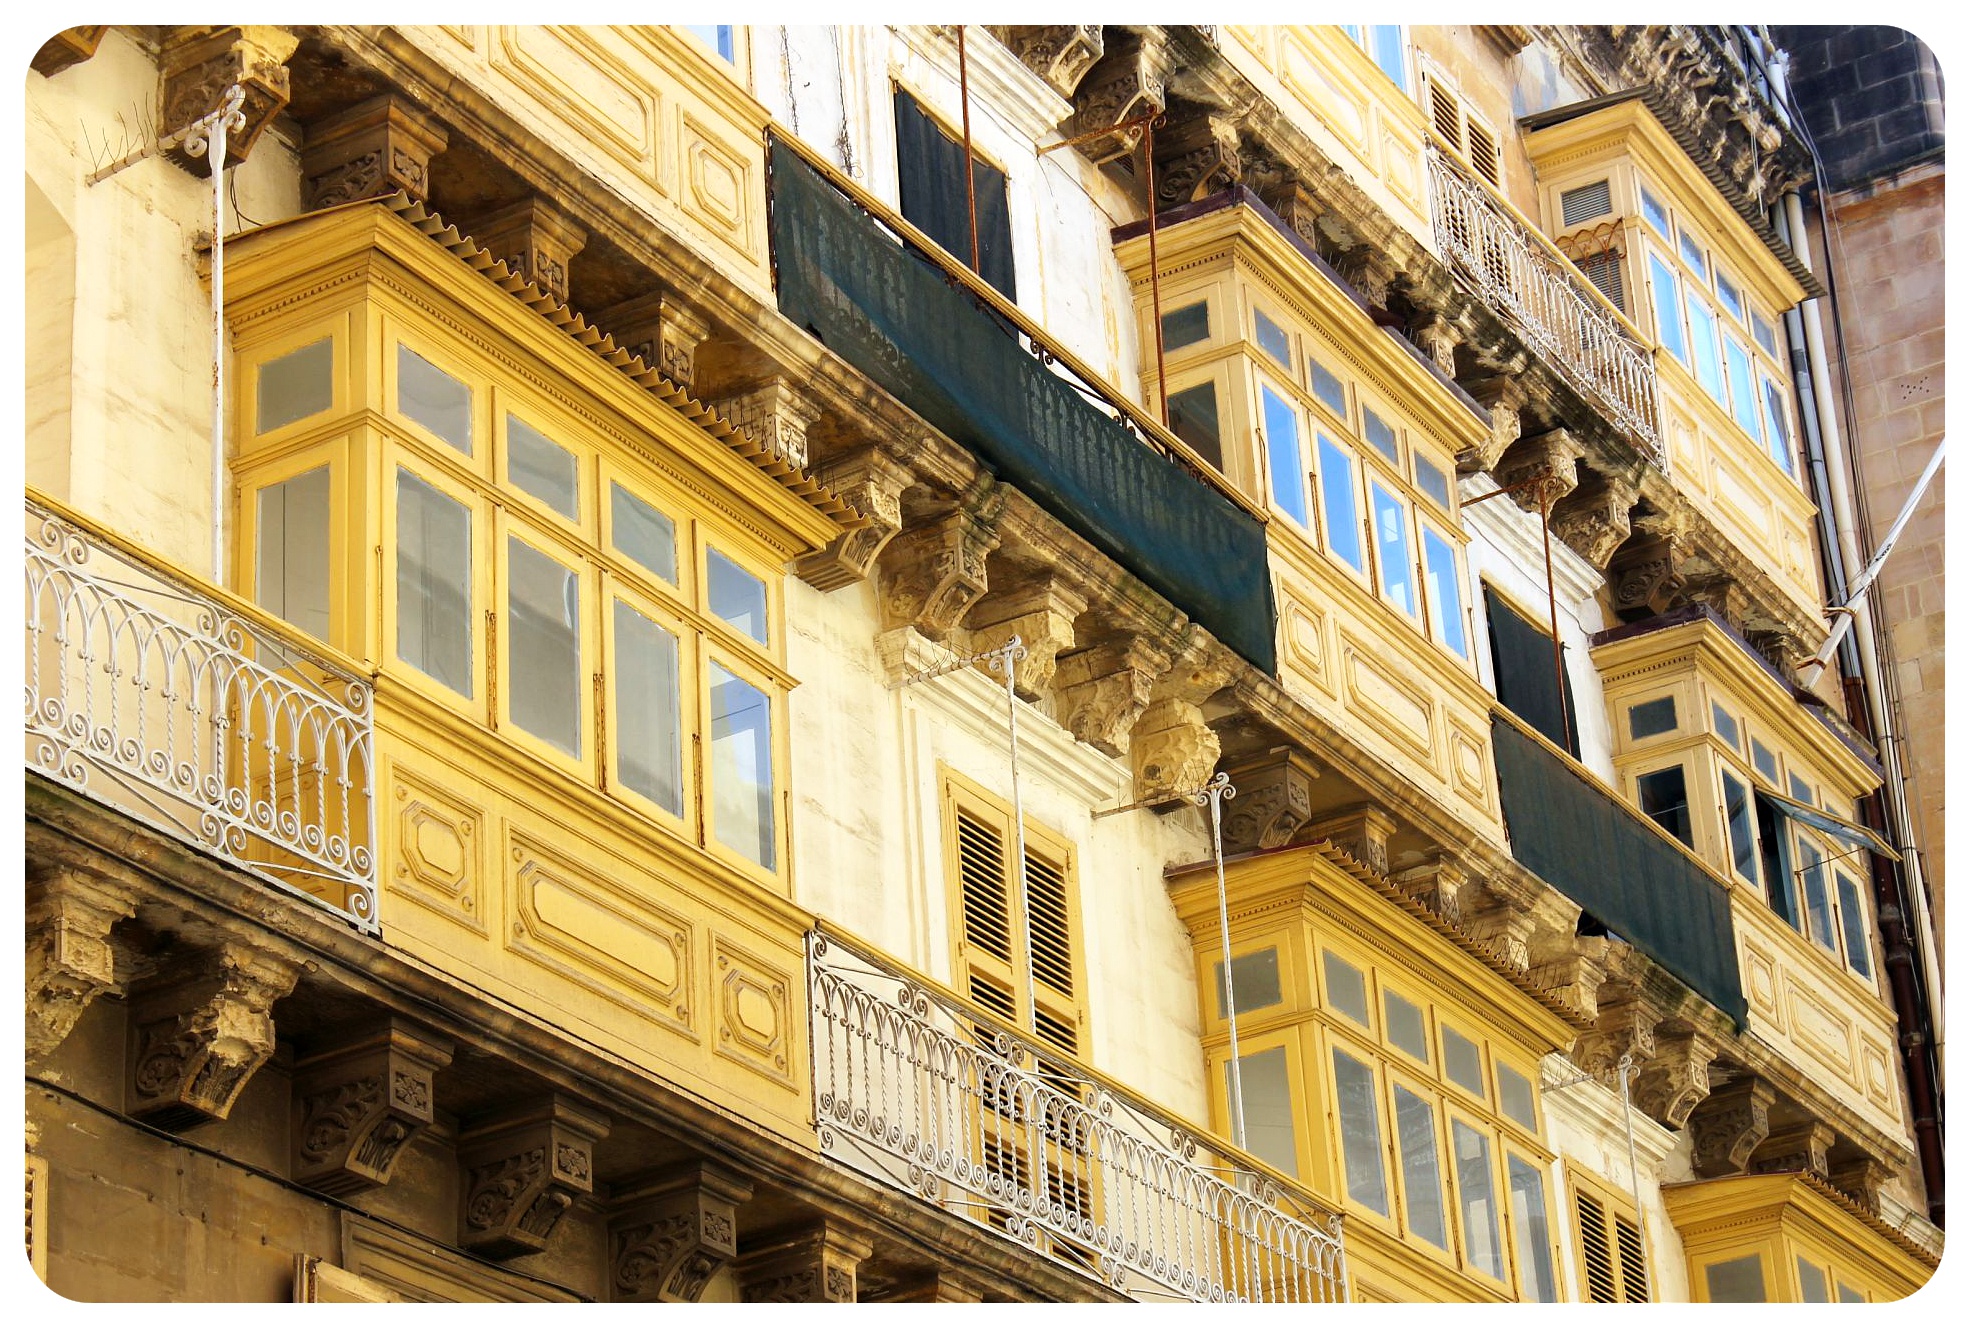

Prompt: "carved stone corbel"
[302,94,450,211]
[31,27,109,78]
[1054,635,1172,757]
[1751,1120,1836,1179]
[986,26,1104,98]
[1528,934,1610,1020]
[1335,245,1399,309]
[737,1223,876,1303]
[292,1019,455,1196]
[967,571,1088,700]
[795,448,914,591]
[1497,428,1586,514]
[1258,180,1327,251]
[1550,471,1640,569]
[876,493,1004,643]
[600,292,715,389]
[1152,114,1243,208]
[1685,575,1752,632]
[468,197,588,304]
[1219,749,1320,853]
[609,1162,755,1302]
[1069,30,1168,165]
[159,25,299,173]
[716,378,824,472]
[26,863,139,1066]
[1461,878,1542,973]
[1414,314,1461,379]
[1687,1076,1776,1178]
[1461,377,1526,473]
[457,1096,611,1259]
[1826,1155,1893,1215]
[1394,854,1468,925]
[1306,803,1397,876]
[1571,990,1655,1085]
[1609,511,1692,620]
[1632,1028,1717,1129]
[128,942,304,1130]
[865,1269,987,1303]
[1130,698,1219,808]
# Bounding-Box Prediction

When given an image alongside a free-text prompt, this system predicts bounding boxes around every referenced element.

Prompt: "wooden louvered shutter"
[955,806,1020,1024]
[1613,1211,1650,1301]
[1579,251,1628,314]
[1574,1183,1651,1303]
[1428,74,1461,146]
[25,1154,47,1284]
[1466,120,1501,187]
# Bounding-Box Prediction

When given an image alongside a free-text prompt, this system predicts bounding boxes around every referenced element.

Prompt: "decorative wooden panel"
[713,934,795,1087]
[389,763,487,934]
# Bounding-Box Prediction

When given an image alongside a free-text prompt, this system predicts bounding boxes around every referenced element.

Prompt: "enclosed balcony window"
[612,598,684,817]
[255,465,331,642]
[610,481,678,585]
[1167,381,1224,471]
[1836,872,1874,980]
[1722,771,1759,884]
[1648,254,1687,364]
[507,535,583,758]
[1422,526,1469,659]
[1639,182,1672,241]
[1706,1254,1767,1302]
[707,546,769,644]
[1261,383,1309,527]
[1636,765,1693,847]
[1310,359,1349,420]
[1384,989,1431,1063]
[397,344,473,455]
[1441,1025,1486,1099]
[1317,434,1365,573]
[1341,24,1409,91]
[1332,1048,1389,1215]
[1323,949,1371,1026]
[1629,695,1678,739]
[1453,1121,1505,1281]
[1161,300,1210,351]
[1508,1155,1559,1301]
[1797,838,1837,952]
[1371,482,1418,617]
[683,24,734,62]
[396,468,473,696]
[1228,1046,1299,1178]
[1254,308,1292,365]
[508,414,579,521]
[1214,946,1283,1017]
[256,338,334,434]
[1393,1085,1449,1248]
[1685,289,1727,406]
[709,660,776,870]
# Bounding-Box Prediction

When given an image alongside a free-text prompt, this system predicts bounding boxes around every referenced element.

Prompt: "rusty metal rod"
[1036,109,1163,154]
[1540,489,1574,754]
[957,26,981,276]
[1144,117,1168,424]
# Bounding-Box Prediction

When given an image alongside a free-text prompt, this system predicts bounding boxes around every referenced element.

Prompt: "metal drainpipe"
[1778,189,1946,1222]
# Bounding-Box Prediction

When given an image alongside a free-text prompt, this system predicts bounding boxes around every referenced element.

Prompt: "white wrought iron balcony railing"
[1426,145,1665,467]
[807,929,1350,1303]
[24,494,377,931]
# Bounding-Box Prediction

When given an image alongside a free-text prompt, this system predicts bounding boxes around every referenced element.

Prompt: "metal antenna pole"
[1192,772,1245,1150]
[1616,1052,1652,1297]
[984,636,1037,1033]
[185,86,247,585]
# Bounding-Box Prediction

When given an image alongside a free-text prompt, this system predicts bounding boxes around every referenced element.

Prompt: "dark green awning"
[768,136,1277,674]
[1492,715,1747,1026]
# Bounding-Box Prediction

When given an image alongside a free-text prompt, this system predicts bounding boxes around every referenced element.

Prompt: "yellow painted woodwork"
[1662,1173,1937,1302]
[1170,845,1574,1301]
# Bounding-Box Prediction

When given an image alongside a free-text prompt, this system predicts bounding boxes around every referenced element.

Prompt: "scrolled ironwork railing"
[1426,145,1665,467]
[23,495,377,931]
[806,930,1348,1302]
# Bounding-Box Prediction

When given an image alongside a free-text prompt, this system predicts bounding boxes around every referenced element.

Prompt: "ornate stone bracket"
[1571,990,1655,1085]
[1152,113,1243,208]
[1460,376,1526,473]
[1497,427,1586,514]
[1335,244,1399,310]
[1751,1120,1836,1179]
[292,1019,455,1197]
[1609,510,1692,621]
[1394,854,1468,926]
[1688,1076,1776,1178]
[716,378,824,473]
[469,197,588,304]
[1632,1028,1718,1129]
[457,1096,611,1260]
[1130,698,1220,808]
[128,942,304,1131]
[1461,875,1550,973]
[1306,803,1397,876]
[794,448,914,592]
[1414,313,1461,379]
[1826,1154,1893,1215]
[986,26,1104,98]
[1216,749,1319,853]
[1551,471,1640,570]
[876,491,1005,643]
[967,571,1087,700]
[26,864,139,1066]
[302,94,450,211]
[1528,933,1610,1020]
[1054,635,1172,757]
[160,25,299,173]
[609,1162,755,1303]
[1069,30,1168,165]
[737,1223,876,1303]
[865,1269,987,1303]
[600,291,714,389]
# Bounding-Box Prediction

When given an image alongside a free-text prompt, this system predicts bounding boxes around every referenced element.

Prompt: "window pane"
[683,24,734,62]
[1649,255,1687,363]
[1422,527,1469,658]
[1392,1086,1448,1248]
[1790,774,1816,806]
[1638,766,1693,847]
[1725,340,1761,438]
[611,482,678,585]
[1323,950,1370,1026]
[1629,696,1678,738]
[709,661,775,869]
[1706,1255,1766,1302]
[1254,309,1291,365]
[1168,382,1224,471]
[397,344,473,454]
[507,537,582,758]
[1686,291,1726,405]
[1836,873,1874,979]
[1214,947,1283,1017]
[1161,300,1210,351]
[1837,1284,1866,1304]
[1711,701,1742,749]
[1318,435,1365,572]
[1384,990,1430,1062]
[1752,738,1779,784]
[1753,313,1779,357]
[1639,184,1671,241]
[707,547,769,644]
[1678,229,1709,276]
[508,415,578,520]
[1369,25,1407,91]
[1414,455,1452,509]
[1262,385,1309,527]
[1762,378,1796,474]
[256,466,331,642]
[1758,795,1798,927]
[257,338,333,434]
[1723,772,1759,884]
[1798,839,1836,950]
[1497,1064,1536,1130]
[1507,1154,1558,1301]
[1227,1046,1298,1178]
[1453,1121,1504,1280]
[1332,1050,1389,1215]
[1363,408,1400,464]
[395,469,472,696]
[1797,1257,1829,1303]
[1443,1027,1485,1097]
[613,599,683,816]
[1310,360,1348,418]
[1371,482,1418,616]
[1716,273,1745,322]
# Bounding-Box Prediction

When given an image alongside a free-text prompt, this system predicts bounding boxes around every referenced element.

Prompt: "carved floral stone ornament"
[292,1019,455,1196]
[456,1095,611,1259]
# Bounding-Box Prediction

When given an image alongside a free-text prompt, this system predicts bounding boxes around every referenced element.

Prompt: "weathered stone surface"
[292,1019,455,1197]
[457,1095,611,1260]
[609,1162,754,1303]
[302,94,449,210]
[26,864,139,1066]
[737,1222,875,1303]
[1688,1076,1776,1178]
[128,943,304,1131]
[160,25,299,173]
[468,196,587,304]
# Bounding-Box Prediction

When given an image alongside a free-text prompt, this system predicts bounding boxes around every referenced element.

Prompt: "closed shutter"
[1484,585,1579,757]
[949,794,1083,1055]
[1574,1183,1651,1302]
[894,88,1017,299]
[25,1154,47,1285]
[1423,71,1502,188]
[1561,180,1613,227]
[1466,121,1501,187]
[1578,251,1628,314]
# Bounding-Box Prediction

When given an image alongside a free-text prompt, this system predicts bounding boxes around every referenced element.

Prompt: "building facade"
[22,24,1942,1303]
